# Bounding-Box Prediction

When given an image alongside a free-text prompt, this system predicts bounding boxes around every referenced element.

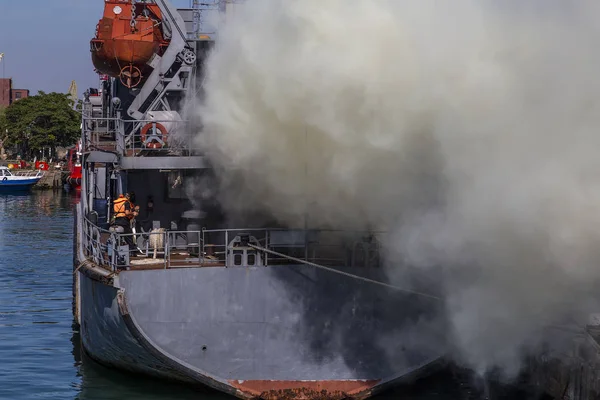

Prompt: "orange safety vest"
[113,196,132,219]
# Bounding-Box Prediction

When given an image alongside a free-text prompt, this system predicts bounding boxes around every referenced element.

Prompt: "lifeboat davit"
[90,1,169,88]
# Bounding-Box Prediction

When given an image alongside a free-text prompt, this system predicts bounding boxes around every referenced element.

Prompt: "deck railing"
[201,228,383,268]
[81,116,202,156]
[82,215,202,271]
[82,215,112,270]
[82,215,383,271]
[11,170,44,177]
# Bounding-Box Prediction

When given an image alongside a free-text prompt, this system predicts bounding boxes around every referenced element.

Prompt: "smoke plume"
[195,0,600,376]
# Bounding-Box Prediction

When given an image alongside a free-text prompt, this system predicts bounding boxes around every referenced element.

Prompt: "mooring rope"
[248,244,443,301]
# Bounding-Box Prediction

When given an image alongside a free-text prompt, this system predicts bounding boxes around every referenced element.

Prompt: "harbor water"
[0,191,533,400]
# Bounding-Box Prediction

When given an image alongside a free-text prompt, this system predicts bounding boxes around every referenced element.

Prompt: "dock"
[32,170,68,190]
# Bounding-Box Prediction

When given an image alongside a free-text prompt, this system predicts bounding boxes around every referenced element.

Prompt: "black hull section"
[78,272,197,385]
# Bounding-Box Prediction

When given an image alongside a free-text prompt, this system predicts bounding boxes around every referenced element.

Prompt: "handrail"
[80,217,384,271]
[201,227,383,268]
[81,115,200,157]
[81,216,204,271]
[82,117,189,122]
[201,227,387,234]
[11,170,44,177]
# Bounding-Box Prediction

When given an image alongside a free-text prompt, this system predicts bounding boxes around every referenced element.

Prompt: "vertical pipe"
[165,231,169,269]
[201,227,205,265]
[224,230,228,267]
[265,230,269,267]
[117,112,125,156]
[304,126,308,262]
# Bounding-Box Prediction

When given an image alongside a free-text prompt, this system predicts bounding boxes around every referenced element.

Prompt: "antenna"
[190,0,221,39]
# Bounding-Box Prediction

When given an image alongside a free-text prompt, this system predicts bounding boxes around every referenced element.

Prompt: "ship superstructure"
[73,1,446,399]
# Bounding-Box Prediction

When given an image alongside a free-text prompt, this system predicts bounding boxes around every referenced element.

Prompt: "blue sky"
[0,0,190,97]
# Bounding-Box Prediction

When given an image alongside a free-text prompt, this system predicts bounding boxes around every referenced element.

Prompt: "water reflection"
[0,189,79,217]
[0,191,79,400]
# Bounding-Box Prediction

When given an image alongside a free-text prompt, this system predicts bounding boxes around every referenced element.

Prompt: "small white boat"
[0,166,43,192]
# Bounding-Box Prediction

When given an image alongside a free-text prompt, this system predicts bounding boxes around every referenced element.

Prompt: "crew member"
[113,192,139,256]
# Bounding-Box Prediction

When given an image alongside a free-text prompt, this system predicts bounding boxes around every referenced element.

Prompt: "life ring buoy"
[140,122,168,149]
[2,177,7,181]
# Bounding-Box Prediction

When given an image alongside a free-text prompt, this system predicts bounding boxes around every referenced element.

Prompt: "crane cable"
[248,244,443,301]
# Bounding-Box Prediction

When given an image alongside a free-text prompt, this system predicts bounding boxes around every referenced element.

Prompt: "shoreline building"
[0,78,29,108]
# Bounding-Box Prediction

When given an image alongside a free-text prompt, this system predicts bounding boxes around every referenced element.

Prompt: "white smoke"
[195,0,600,377]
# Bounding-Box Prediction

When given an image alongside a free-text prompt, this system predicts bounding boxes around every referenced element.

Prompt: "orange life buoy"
[140,122,168,149]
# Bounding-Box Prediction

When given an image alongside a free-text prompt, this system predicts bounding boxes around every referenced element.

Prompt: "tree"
[2,91,80,159]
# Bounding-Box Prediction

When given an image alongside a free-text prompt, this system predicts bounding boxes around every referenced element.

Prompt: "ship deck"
[120,253,301,271]
[129,254,224,269]
[88,222,381,273]
[96,232,302,271]
[96,231,221,270]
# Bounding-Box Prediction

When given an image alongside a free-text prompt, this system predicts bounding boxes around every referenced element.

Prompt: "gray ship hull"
[74,215,446,399]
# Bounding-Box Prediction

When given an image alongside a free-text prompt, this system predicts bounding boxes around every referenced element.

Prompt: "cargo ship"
[73,1,447,398]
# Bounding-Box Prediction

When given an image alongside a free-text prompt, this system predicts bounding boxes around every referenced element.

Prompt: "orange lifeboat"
[90,0,169,88]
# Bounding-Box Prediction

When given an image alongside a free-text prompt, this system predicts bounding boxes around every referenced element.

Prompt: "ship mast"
[189,0,221,40]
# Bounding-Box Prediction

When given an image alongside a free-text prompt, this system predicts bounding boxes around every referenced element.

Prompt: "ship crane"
[90,0,202,150]
[125,0,197,120]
